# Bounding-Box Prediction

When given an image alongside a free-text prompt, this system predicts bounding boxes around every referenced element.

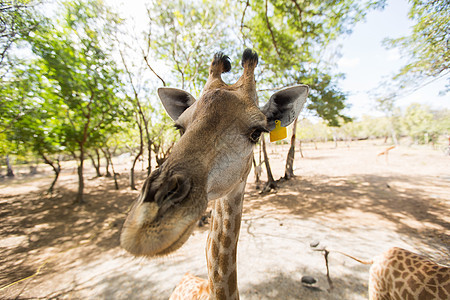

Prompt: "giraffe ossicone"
[120,49,309,299]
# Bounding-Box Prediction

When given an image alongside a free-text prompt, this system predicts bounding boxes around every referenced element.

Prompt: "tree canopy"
[383,0,450,93]
[1,0,132,201]
[0,0,41,75]
[1,0,448,198]
[240,0,386,125]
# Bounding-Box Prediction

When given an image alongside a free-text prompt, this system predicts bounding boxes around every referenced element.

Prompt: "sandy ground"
[0,140,449,299]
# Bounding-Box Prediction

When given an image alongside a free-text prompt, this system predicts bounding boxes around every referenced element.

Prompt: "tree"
[376,96,401,144]
[150,111,179,168]
[0,1,46,176]
[284,118,297,179]
[0,0,41,76]
[145,0,238,93]
[240,0,384,182]
[3,63,66,191]
[117,46,156,179]
[122,114,144,190]
[383,0,450,93]
[23,0,130,203]
[401,103,434,144]
[241,0,383,121]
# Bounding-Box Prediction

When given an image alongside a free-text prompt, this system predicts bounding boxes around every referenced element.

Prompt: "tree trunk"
[262,136,276,192]
[299,141,304,158]
[29,158,38,175]
[103,148,112,177]
[104,148,119,190]
[252,157,260,188]
[284,118,297,180]
[6,155,14,177]
[88,150,102,177]
[48,163,61,194]
[130,156,140,190]
[252,142,263,189]
[147,141,152,176]
[75,152,85,204]
[95,149,101,175]
[120,48,155,176]
[130,120,143,190]
[41,154,61,194]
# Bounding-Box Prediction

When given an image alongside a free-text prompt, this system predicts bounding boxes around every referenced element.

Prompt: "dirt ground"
[0,140,449,299]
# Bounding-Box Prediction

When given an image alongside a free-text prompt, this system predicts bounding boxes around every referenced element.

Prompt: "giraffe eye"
[174,124,185,136]
[249,127,266,143]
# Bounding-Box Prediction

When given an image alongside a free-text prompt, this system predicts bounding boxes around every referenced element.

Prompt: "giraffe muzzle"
[120,170,204,257]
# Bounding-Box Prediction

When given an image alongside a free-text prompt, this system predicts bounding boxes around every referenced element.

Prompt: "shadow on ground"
[240,268,368,300]
[1,143,449,298]
[0,172,143,291]
[244,174,450,260]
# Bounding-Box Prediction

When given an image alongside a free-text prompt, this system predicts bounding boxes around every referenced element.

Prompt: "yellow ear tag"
[270,120,287,142]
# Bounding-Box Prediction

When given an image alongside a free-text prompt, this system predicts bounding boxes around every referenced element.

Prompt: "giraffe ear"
[261,85,309,131]
[158,88,196,121]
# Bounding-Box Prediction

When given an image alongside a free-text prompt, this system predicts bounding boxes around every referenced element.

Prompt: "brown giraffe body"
[120,49,309,299]
[369,247,450,300]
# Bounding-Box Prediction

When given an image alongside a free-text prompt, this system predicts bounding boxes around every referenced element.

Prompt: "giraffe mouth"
[151,219,198,256]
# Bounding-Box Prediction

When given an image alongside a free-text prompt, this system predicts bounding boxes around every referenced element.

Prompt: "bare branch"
[171,21,185,89]
[290,0,303,25]
[240,0,250,43]
[142,52,166,87]
[264,0,281,57]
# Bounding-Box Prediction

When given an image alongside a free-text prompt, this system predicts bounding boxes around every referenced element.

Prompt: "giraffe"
[120,49,309,299]
[376,145,395,163]
[368,247,450,300]
[317,246,450,300]
[169,273,209,300]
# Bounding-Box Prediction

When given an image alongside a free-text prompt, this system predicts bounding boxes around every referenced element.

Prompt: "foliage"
[3,0,448,196]
[400,103,433,143]
[22,0,130,156]
[0,1,45,159]
[383,0,450,92]
[299,104,450,145]
[146,0,238,95]
[241,0,385,125]
[433,109,450,134]
[3,64,65,158]
[149,108,180,167]
[0,0,41,76]
[296,119,332,141]
[1,0,132,199]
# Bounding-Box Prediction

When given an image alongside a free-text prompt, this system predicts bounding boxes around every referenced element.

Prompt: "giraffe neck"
[206,181,245,300]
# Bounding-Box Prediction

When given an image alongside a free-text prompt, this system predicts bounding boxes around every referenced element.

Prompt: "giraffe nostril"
[165,175,191,203]
[141,168,161,203]
[155,174,192,215]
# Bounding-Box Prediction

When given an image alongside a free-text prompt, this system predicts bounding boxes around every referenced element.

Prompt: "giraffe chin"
[150,220,198,257]
[120,216,199,257]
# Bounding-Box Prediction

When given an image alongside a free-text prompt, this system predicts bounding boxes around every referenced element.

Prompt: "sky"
[107,0,449,120]
[336,0,449,119]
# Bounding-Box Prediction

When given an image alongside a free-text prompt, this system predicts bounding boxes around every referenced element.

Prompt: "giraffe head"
[120,49,309,257]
